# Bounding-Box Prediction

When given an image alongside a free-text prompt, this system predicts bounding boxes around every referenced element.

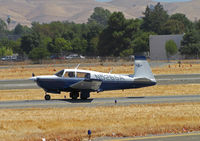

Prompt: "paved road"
[0,74,200,90]
[155,74,200,85]
[100,133,200,141]
[0,79,38,89]
[0,95,200,109]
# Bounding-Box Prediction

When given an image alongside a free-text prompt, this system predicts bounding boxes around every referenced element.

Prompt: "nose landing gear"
[44,93,51,100]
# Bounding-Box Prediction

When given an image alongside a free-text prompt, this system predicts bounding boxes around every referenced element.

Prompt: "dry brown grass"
[153,63,200,75]
[0,84,200,101]
[0,62,200,80]
[1,103,200,141]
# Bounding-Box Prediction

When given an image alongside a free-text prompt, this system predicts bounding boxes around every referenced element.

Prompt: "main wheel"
[45,94,51,100]
[80,91,90,100]
[70,92,79,100]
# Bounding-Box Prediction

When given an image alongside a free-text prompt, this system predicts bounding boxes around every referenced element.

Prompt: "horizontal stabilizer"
[70,79,102,91]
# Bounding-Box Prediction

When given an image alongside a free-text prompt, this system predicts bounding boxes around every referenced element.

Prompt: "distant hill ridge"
[0,0,199,29]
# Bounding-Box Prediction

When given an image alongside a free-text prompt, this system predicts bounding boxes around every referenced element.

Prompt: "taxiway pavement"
[0,95,200,109]
[100,132,200,141]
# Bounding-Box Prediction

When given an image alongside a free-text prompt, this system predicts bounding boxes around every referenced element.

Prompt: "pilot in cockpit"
[68,72,74,77]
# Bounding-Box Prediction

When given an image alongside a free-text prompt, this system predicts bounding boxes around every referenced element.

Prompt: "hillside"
[0,0,199,29]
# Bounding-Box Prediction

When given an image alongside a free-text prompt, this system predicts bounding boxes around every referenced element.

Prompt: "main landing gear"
[70,91,90,100]
[70,92,79,100]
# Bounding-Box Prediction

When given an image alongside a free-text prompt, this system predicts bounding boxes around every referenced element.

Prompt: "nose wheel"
[45,94,51,100]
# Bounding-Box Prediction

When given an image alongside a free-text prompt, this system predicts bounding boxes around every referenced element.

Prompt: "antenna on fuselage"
[74,64,80,78]
[75,64,80,70]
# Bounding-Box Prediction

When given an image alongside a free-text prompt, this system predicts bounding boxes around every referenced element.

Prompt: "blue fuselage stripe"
[36,78,156,92]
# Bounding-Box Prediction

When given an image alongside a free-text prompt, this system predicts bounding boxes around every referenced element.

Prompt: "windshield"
[55,70,64,77]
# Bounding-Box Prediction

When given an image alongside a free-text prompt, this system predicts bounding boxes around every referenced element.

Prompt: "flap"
[70,79,102,91]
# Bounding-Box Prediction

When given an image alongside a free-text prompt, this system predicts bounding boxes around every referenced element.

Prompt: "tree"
[7,16,11,25]
[165,40,178,61]
[162,19,185,34]
[133,37,147,54]
[133,31,155,54]
[87,36,99,56]
[88,7,111,26]
[20,33,40,55]
[179,31,200,58]
[47,38,72,55]
[11,39,22,55]
[29,47,50,63]
[141,3,169,34]
[14,24,32,35]
[0,38,20,55]
[170,13,193,32]
[108,12,126,31]
[0,47,13,57]
[71,38,87,54]
[0,19,7,32]
[86,22,103,56]
[55,38,72,54]
[181,31,199,46]
[195,20,200,31]
[98,12,127,56]
[98,12,141,56]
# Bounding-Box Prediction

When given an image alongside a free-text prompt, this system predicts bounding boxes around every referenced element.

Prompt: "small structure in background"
[150,34,184,60]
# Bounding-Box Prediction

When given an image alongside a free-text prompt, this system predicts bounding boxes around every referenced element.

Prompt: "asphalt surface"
[0,95,200,109]
[99,132,200,141]
[155,74,200,85]
[1,74,200,90]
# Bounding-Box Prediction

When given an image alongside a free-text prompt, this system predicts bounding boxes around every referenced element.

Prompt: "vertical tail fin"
[134,56,156,82]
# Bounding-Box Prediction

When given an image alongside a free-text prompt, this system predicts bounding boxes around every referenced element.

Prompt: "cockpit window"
[64,72,75,78]
[55,70,64,77]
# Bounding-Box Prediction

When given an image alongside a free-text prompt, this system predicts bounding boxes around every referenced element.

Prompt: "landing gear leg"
[44,93,51,100]
[70,92,79,100]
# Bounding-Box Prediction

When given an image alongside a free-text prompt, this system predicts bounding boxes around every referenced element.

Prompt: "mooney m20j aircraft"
[31,56,156,100]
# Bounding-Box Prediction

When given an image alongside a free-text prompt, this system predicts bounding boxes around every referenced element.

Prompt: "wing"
[70,79,102,91]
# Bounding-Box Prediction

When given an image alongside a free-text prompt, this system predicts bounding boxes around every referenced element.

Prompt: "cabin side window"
[64,72,75,78]
[77,72,90,79]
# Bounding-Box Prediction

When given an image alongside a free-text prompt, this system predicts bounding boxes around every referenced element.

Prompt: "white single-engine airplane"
[30,56,156,100]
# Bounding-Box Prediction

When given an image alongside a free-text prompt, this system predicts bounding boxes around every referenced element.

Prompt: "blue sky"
[96,0,192,2]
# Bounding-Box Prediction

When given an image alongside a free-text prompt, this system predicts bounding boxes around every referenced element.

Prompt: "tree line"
[0,3,200,61]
